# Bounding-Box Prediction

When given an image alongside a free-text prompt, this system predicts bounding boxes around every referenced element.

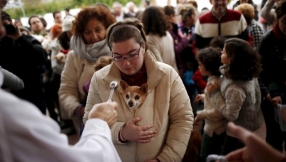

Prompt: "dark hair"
[223,38,262,81]
[53,11,60,18]
[197,47,222,76]
[39,17,47,28]
[276,2,286,19]
[71,5,115,36]
[65,8,70,12]
[201,7,209,11]
[164,5,175,16]
[106,18,148,52]
[1,11,12,22]
[58,31,70,50]
[135,10,144,21]
[28,15,40,26]
[142,6,170,37]
[209,36,226,50]
[145,0,150,6]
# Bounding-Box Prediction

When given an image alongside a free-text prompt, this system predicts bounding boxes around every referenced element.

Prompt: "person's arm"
[0,90,121,162]
[196,108,224,122]
[209,85,246,121]
[146,35,163,62]
[58,52,82,118]
[0,67,24,90]
[15,35,47,68]
[84,72,127,144]
[250,24,264,50]
[156,69,194,162]
[261,0,277,25]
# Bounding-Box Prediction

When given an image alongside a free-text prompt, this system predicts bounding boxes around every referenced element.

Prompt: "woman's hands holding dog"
[121,117,157,143]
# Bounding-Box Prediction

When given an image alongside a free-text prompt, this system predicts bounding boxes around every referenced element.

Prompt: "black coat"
[0,35,47,113]
[257,30,286,100]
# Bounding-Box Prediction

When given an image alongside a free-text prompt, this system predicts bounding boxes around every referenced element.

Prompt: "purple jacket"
[168,23,189,73]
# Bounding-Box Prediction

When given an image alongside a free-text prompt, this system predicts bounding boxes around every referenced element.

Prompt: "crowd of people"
[1,0,286,161]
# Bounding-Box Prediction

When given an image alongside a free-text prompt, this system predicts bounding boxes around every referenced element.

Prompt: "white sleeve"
[0,90,121,162]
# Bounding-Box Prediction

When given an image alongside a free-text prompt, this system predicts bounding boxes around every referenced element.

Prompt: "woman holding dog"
[83,18,194,162]
[58,5,116,134]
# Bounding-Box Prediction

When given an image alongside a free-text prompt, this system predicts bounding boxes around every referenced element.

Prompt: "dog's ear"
[140,83,148,94]
[120,80,129,91]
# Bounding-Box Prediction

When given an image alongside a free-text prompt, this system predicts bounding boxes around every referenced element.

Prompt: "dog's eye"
[135,95,140,100]
[126,94,129,99]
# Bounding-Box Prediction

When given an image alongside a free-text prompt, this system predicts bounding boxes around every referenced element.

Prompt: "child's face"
[221,47,231,65]
[198,61,210,76]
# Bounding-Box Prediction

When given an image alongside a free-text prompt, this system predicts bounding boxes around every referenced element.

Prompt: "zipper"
[134,109,138,162]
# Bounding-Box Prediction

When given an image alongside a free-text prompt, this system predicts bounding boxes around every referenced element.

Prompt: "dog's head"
[120,80,148,109]
[54,52,66,64]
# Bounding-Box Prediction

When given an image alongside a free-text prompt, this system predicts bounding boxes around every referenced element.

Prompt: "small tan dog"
[54,52,66,64]
[120,80,148,109]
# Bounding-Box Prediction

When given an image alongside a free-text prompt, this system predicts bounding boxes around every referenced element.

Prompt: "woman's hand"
[121,117,157,143]
[206,82,219,94]
[271,96,282,107]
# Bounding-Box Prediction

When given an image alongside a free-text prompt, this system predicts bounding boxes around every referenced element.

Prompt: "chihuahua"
[120,80,148,110]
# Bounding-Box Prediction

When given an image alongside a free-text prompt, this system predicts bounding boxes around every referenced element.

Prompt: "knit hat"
[62,15,75,32]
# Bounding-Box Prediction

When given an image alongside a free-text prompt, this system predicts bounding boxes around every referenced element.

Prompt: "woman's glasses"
[112,46,141,62]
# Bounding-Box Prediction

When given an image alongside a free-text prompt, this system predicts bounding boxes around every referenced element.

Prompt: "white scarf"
[70,35,111,62]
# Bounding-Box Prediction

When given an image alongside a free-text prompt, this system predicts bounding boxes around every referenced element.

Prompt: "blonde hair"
[235,3,254,24]
[178,4,197,24]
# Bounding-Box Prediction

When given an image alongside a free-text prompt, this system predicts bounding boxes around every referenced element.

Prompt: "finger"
[140,125,154,131]
[139,134,156,140]
[107,99,112,103]
[138,139,151,143]
[131,117,141,124]
[225,148,244,161]
[227,122,251,143]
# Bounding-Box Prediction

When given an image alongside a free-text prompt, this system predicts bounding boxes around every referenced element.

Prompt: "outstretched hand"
[88,100,118,127]
[225,122,285,162]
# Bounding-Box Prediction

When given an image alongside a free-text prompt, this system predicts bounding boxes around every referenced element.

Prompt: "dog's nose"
[128,101,134,107]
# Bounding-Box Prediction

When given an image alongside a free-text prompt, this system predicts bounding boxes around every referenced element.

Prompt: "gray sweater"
[210,71,263,133]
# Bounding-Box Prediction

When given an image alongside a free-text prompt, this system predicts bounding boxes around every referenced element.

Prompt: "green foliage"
[5,0,142,19]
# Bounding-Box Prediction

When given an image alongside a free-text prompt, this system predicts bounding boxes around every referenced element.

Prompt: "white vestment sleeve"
[0,88,121,162]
